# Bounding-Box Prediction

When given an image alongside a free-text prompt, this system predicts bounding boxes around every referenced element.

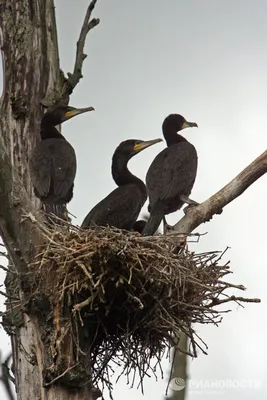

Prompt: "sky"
[0,0,267,399]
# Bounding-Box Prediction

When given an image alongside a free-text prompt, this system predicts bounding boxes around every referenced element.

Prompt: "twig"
[0,265,9,273]
[172,150,267,235]
[0,353,15,400]
[0,251,8,259]
[43,363,79,387]
[67,0,100,91]
[0,291,19,301]
[73,297,92,313]
[208,296,261,307]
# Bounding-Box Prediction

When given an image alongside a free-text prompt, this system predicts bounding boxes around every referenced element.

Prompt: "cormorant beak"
[64,106,95,121]
[182,120,198,130]
[133,138,163,153]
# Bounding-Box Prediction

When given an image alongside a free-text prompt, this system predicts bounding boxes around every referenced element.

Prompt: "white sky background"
[0,0,267,399]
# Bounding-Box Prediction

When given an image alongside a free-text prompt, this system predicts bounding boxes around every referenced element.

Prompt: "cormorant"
[133,215,161,235]
[133,220,147,234]
[30,104,94,220]
[81,138,162,230]
[142,114,198,236]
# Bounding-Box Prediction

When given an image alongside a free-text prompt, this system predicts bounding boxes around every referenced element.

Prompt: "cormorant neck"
[40,119,64,140]
[112,154,144,189]
[162,124,187,147]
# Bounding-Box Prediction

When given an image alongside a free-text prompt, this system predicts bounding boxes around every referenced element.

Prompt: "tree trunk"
[0,1,98,399]
[167,334,188,400]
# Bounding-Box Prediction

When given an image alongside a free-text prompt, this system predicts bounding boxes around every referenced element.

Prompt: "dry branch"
[172,150,267,235]
[67,0,100,91]
[168,150,266,400]
[41,0,100,107]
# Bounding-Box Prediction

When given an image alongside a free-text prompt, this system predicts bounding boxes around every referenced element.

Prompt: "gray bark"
[168,334,188,400]
[0,1,99,399]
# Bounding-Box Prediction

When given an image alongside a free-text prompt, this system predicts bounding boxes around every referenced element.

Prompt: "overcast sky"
[1,1,267,399]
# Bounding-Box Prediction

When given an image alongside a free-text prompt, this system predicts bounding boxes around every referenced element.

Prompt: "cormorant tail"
[43,203,68,224]
[142,202,165,236]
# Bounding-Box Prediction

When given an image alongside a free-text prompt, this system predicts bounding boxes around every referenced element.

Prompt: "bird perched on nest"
[81,138,162,230]
[142,114,198,236]
[30,104,94,221]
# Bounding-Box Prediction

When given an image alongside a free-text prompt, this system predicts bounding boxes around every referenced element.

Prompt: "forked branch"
[41,0,100,107]
[172,150,267,235]
[67,0,100,91]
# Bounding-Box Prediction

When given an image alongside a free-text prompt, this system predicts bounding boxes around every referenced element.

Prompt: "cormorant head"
[163,114,198,133]
[115,138,163,159]
[43,104,95,126]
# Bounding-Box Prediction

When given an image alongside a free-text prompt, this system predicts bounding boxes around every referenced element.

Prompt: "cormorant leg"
[180,195,199,206]
[181,194,224,220]
[181,195,199,215]
[163,216,174,234]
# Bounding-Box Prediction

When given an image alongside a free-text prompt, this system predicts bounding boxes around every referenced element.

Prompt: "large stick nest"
[29,220,259,388]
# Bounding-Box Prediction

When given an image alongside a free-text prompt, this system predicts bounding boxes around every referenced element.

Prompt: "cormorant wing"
[82,184,145,230]
[30,139,76,201]
[146,142,198,205]
[51,142,77,199]
[30,143,52,197]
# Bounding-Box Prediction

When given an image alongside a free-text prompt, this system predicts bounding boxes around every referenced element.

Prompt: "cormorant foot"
[183,204,198,215]
[163,216,174,234]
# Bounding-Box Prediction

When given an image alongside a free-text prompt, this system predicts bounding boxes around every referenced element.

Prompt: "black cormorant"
[30,104,94,220]
[142,114,198,236]
[81,138,162,230]
[134,220,161,234]
[133,220,147,234]
[133,215,161,235]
